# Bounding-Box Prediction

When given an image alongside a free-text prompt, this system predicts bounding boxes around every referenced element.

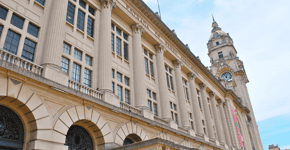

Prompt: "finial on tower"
[212,14,215,22]
[211,15,219,30]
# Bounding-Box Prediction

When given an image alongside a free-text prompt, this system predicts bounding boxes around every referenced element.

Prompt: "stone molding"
[173,59,183,68]
[131,23,145,34]
[155,43,166,53]
[99,0,116,10]
[188,72,197,80]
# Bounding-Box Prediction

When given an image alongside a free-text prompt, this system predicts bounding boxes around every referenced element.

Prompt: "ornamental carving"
[65,125,93,150]
[131,23,145,34]
[155,44,166,53]
[99,0,116,9]
[188,72,197,80]
[173,60,183,68]
[0,105,24,145]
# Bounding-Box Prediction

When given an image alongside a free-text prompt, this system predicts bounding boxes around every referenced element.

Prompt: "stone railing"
[0,49,43,75]
[154,116,168,126]
[120,101,142,115]
[68,80,102,99]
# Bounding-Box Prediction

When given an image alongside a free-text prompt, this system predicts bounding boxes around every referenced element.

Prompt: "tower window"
[216,41,220,45]
[218,51,224,59]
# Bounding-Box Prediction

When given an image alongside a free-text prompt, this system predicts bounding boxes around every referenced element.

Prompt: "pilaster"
[218,100,232,147]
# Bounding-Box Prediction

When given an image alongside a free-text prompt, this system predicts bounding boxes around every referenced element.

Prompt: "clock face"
[221,72,232,80]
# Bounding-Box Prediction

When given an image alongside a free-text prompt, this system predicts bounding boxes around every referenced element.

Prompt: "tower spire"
[212,14,215,22]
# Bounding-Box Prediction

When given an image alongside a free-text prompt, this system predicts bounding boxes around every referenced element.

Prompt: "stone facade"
[0,0,263,150]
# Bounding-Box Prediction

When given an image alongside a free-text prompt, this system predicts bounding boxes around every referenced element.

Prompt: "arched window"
[0,105,24,150]
[65,125,93,150]
[123,134,142,146]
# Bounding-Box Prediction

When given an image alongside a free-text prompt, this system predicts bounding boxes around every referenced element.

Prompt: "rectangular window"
[197,90,200,95]
[202,120,205,126]
[185,87,189,100]
[35,0,45,5]
[218,51,224,59]
[111,23,114,30]
[116,37,121,56]
[209,105,212,116]
[166,74,170,88]
[116,27,121,36]
[124,76,129,86]
[74,49,82,60]
[21,39,36,62]
[117,85,122,101]
[170,76,174,91]
[85,55,92,66]
[191,121,194,130]
[144,49,148,55]
[144,58,149,74]
[170,102,173,109]
[171,111,174,119]
[84,69,91,87]
[153,103,158,116]
[173,104,177,111]
[152,92,156,100]
[125,89,130,104]
[89,6,95,15]
[72,63,81,83]
[0,25,3,37]
[87,16,94,37]
[63,43,71,54]
[189,113,193,119]
[150,61,154,77]
[112,69,115,78]
[111,33,114,52]
[11,13,24,29]
[27,23,39,37]
[198,97,202,109]
[204,128,206,134]
[79,0,86,9]
[61,57,69,73]
[123,32,128,41]
[112,82,115,93]
[117,72,122,82]
[0,6,8,20]
[149,53,153,59]
[175,113,179,125]
[3,30,20,54]
[147,89,151,98]
[169,68,172,74]
[148,100,152,111]
[124,42,128,61]
[77,10,85,31]
[66,2,75,24]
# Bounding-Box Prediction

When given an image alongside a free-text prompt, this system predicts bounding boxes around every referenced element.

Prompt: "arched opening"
[0,105,24,150]
[65,125,94,150]
[123,134,142,146]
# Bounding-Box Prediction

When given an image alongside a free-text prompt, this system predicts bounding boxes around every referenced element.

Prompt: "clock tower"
[207,17,263,150]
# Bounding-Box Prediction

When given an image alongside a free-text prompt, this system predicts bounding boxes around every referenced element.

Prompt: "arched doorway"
[123,134,142,146]
[65,125,94,150]
[0,105,24,150]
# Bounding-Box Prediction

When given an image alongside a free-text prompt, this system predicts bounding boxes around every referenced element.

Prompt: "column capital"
[99,0,116,10]
[209,92,216,99]
[131,23,145,35]
[199,83,207,90]
[173,59,183,68]
[155,43,166,53]
[188,72,197,80]
[217,99,224,104]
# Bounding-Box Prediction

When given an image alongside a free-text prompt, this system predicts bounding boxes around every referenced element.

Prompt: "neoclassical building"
[0,0,263,149]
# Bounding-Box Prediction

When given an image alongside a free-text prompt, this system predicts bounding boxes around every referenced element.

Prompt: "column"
[155,44,171,119]
[131,23,147,108]
[210,93,225,144]
[188,73,203,136]
[174,60,190,128]
[218,100,232,147]
[97,0,116,91]
[200,83,215,140]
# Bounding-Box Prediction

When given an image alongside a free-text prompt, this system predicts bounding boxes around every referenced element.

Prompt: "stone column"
[155,44,171,120]
[97,0,116,91]
[131,23,147,108]
[41,0,69,86]
[200,83,215,140]
[210,93,225,144]
[218,100,232,147]
[188,73,203,136]
[174,60,190,128]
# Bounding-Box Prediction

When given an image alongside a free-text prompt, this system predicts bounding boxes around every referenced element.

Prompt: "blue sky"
[143,0,290,149]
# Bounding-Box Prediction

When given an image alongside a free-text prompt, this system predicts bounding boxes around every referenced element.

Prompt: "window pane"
[175,113,178,125]
[79,0,86,9]
[112,82,115,93]
[84,69,91,87]
[191,121,194,130]
[189,113,192,119]
[198,97,202,109]
[166,73,170,89]
[117,85,122,101]
[111,23,114,30]
[150,61,154,77]
[148,100,152,111]
[153,103,158,116]
[89,6,95,15]
[123,32,128,41]
[124,76,129,86]
[116,27,121,36]
[72,63,81,83]
[112,69,115,78]
[87,16,94,37]
[144,58,149,74]
[63,42,71,54]
[3,30,20,55]
[35,0,45,5]
[152,92,156,100]
[144,49,148,55]
[124,42,128,61]
[185,87,189,100]
[66,2,75,24]
[77,9,85,31]
[85,55,92,66]
[149,53,153,59]
[116,37,121,56]
[111,33,114,52]
[173,104,177,111]
[0,5,8,20]
[74,49,82,60]
[125,89,130,104]
[147,89,151,98]
[170,102,172,109]
[0,25,3,37]
[11,14,24,29]
[171,111,174,119]
[170,76,174,91]
[61,57,69,73]
[21,39,36,62]
[27,23,39,37]
[117,72,122,82]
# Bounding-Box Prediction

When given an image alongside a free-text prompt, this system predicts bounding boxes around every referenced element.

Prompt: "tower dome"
[209,16,227,40]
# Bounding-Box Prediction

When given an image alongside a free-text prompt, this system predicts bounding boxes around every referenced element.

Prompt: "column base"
[101,90,120,107]
[42,64,68,86]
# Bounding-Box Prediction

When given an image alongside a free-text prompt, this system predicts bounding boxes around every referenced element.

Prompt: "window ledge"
[151,77,155,81]
[87,35,94,40]
[117,54,122,59]
[76,28,85,34]
[124,59,129,64]
[66,21,74,27]
[34,1,45,8]
[145,73,150,77]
